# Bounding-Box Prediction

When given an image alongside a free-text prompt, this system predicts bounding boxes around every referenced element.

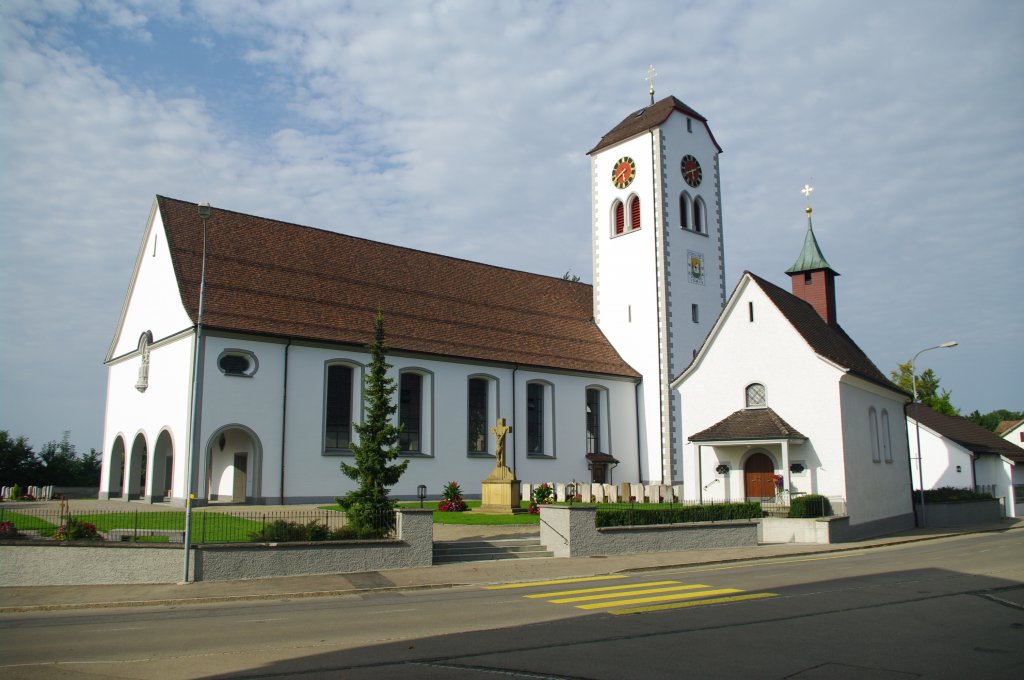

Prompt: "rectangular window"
[399,373,422,452]
[691,304,699,323]
[749,301,754,322]
[527,383,544,454]
[804,272,813,285]
[467,378,489,453]
[325,365,353,449]
[586,388,601,455]
[686,118,693,133]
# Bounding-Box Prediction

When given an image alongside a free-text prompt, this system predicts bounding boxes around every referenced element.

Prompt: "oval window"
[218,350,257,377]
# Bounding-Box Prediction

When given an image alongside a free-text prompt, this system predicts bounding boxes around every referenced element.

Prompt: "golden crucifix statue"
[491,417,511,469]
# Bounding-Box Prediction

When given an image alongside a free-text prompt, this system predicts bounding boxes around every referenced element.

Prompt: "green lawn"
[0,510,56,532]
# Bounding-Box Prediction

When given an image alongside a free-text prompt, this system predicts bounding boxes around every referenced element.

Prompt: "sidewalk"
[2,518,1020,613]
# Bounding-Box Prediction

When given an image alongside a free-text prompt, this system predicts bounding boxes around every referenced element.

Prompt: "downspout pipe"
[511,364,519,477]
[279,339,291,505]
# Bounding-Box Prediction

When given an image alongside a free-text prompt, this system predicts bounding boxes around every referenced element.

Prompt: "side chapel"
[100,92,913,536]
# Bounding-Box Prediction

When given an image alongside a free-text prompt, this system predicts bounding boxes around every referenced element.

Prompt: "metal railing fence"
[0,507,396,544]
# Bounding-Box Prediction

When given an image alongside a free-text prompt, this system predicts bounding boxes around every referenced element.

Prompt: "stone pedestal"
[477,465,524,514]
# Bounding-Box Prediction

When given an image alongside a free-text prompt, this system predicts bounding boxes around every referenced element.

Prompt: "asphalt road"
[2,531,1022,679]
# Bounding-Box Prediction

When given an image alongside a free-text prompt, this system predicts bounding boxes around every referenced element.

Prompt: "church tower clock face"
[612,157,636,189]
[681,154,702,188]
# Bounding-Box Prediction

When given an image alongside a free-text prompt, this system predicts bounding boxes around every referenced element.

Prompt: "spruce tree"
[337,313,409,537]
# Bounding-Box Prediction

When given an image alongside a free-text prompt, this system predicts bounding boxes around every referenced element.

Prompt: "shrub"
[53,518,100,541]
[920,487,993,503]
[0,521,18,537]
[596,502,761,527]
[249,520,361,542]
[438,481,468,512]
[788,494,832,518]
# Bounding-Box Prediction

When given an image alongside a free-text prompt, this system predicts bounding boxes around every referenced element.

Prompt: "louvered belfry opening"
[629,196,641,230]
[614,201,625,234]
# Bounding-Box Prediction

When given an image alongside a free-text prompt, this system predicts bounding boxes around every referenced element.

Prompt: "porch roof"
[689,407,806,443]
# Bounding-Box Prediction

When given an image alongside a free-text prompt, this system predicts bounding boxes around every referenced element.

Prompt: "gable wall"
[111,209,192,358]
[677,279,847,501]
[907,420,975,490]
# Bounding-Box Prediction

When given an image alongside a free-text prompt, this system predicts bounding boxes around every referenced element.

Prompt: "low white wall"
[760,517,834,544]
[0,509,433,586]
[539,505,758,558]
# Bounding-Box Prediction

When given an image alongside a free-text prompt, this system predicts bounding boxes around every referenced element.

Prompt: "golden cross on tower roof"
[801,183,814,215]
[645,64,657,104]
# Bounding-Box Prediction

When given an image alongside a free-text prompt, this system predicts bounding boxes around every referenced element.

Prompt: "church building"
[100,93,913,538]
[100,95,724,505]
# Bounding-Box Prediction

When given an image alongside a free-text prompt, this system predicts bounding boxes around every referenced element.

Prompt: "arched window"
[628,195,641,231]
[679,192,692,230]
[397,368,430,454]
[526,380,554,456]
[881,410,893,463]
[325,362,361,451]
[745,383,766,408]
[612,200,625,235]
[586,386,610,454]
[693,197,706,234]
[467,375,498,454]
[869,407,881,463]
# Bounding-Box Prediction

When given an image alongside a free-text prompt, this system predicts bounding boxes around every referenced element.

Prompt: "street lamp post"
[183,201,211,583]
[910,341,958,527]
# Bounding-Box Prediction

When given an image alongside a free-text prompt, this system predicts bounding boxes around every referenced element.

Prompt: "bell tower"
[588,91,726,485]
[786,185,839,326]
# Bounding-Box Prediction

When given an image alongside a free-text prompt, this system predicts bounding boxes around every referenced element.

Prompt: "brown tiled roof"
[908,404,1024,462]
[747,273,905,396]
[690,407,806,442]
[587,95,723,155]
[994,419,1024,437]
[157,196,639,378]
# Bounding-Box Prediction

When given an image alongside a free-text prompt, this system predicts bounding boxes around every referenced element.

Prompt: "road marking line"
[485,575,627,590]
[575,587,741,610]
[550,584,711,604]
[524,580,681,598]
[609,591,778,615]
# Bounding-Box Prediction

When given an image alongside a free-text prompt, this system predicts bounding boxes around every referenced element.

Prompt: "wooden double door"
[744,452,776,499]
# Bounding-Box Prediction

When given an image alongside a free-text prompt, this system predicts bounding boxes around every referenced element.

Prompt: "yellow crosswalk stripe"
[575,587,742,610]
[484,575,627,590]
[609,591,778,615]
[524,580,681,598]
[550,584,711,604]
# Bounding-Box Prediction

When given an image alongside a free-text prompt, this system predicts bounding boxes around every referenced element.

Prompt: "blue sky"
[1,0,1022,452]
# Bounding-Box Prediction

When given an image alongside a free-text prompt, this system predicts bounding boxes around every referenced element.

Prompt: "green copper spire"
[785,205,838,275]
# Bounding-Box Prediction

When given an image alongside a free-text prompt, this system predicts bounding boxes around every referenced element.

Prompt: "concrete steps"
[433,537,554,564]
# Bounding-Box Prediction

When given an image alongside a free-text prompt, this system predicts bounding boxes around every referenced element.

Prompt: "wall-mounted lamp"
[715,464,730,475]
[218,433,226,451]
[956,465,961,473]
[416,484,427,509]
[790,463,805,474]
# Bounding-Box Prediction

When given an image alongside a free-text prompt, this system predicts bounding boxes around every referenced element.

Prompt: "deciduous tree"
[890,362,958,416]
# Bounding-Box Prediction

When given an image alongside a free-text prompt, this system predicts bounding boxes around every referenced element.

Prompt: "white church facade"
[100,95,914,537]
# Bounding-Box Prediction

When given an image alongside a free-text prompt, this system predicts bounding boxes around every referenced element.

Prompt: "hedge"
[595,502,761,527]
[918,487,993,503]
[788,494,832,518]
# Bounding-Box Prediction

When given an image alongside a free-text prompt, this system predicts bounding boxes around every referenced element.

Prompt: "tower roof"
[785,209,838,275]
[587,95,722,155]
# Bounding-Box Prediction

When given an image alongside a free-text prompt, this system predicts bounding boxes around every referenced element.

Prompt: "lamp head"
[198,201,211,219]
[939,341,958,348]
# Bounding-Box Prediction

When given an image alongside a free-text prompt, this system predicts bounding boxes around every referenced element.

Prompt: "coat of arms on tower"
[688,250,705,285]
